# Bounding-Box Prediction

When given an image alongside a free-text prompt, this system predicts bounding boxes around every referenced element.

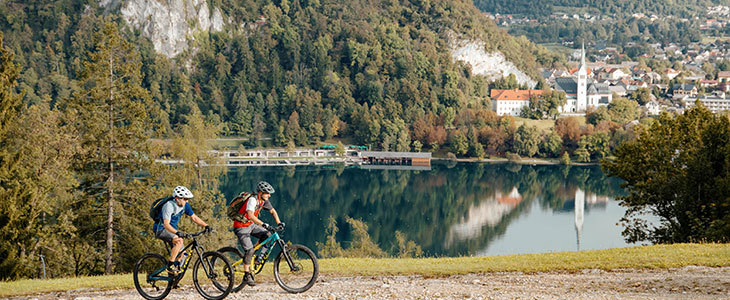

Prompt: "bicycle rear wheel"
[216,247,247,292]
[273,244,319,293]
[133,253,173,300]
[193,251,233,300]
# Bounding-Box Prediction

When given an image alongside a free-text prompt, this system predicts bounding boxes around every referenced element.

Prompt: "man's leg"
[234,227,256,286]
[156,229,182,274]
[170,236,183,263]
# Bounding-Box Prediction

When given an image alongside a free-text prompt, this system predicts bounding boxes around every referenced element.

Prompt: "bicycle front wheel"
[193,251,233,300]
[133,253,173,300]
[216,246,247,293]
[273,244,319,293]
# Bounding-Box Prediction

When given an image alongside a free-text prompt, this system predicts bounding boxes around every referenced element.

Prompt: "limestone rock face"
[101,0,224,57]
[451,41,536,88]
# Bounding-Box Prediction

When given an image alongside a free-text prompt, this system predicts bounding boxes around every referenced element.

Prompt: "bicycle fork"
[195,246,219,280]
[278,240,300,272]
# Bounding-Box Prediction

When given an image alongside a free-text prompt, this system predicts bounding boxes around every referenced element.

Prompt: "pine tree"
[62,20,156,274]
[0,31,26,279]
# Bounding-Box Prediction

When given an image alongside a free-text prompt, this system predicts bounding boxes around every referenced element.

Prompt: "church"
[553,44,613,113]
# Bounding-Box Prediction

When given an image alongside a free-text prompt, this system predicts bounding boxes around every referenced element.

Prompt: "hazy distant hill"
[474,0,727,44]
[474,0,719,17]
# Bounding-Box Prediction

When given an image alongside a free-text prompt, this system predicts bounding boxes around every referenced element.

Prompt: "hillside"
[0,0,559,148]
[474,0,726,45]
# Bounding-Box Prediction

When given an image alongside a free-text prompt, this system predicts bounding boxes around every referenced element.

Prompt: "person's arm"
[269,208,282,225]
[190,214,208,227]
[163,219,178,234]
[247,210,264,226]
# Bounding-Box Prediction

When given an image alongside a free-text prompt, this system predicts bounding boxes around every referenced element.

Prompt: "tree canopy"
[603,104,730,243]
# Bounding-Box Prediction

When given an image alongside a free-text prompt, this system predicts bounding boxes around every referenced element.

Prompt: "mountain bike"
[217,226,318,293]
[133,229,234,300]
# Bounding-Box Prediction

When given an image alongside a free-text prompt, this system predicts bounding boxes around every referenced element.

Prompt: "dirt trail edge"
[9,266,730,300]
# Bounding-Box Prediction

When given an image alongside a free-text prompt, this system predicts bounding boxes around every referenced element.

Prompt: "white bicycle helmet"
[173,186,194,199]
[257,181,275,194]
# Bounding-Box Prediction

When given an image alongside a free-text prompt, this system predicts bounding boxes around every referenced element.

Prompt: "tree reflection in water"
[220,162,625,257]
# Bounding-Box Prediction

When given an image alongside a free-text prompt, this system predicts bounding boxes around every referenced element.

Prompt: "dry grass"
[2,243,728,297]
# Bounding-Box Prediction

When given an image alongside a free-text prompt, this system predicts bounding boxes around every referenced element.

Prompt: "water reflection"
[219,162,627,257]
[445,187,521,247]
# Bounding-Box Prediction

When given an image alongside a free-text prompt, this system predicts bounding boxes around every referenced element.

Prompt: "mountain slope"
[0,0,559,148]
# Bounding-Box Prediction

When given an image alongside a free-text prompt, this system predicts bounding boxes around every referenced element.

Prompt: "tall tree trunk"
[197,158,203,190]
[105,54,115,274]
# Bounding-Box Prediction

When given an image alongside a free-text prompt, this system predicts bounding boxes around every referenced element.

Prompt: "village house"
[644,100,662,116]
[491,89,544,116]
[701,79,719,88]
[719,71,730,83]
[665,68,682,80]
[672,84,698,99]
[609,83,628,96]
[600,67,629,80]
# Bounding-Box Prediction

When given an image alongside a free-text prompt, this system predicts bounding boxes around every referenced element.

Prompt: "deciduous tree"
[603,105,730,243]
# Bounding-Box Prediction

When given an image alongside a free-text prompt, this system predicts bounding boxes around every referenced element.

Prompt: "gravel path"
[12,266,730,300]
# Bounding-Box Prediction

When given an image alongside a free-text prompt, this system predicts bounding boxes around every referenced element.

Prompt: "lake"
[219,161,633,257]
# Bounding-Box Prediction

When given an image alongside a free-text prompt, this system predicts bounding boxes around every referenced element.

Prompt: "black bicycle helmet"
[257,181,275,194]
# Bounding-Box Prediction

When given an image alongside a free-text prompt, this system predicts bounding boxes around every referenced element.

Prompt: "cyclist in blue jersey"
[153,186,211,274]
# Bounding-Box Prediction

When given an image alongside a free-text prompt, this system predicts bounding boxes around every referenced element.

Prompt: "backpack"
[150,196,174,221]
[227,192,253,222]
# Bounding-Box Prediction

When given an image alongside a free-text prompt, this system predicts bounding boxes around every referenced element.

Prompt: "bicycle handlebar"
[186,229,211,238]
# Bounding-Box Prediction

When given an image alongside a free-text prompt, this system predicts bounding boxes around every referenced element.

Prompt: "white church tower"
[576,42,587,112]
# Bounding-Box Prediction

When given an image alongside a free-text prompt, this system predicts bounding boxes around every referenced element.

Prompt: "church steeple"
[576,41,587,112]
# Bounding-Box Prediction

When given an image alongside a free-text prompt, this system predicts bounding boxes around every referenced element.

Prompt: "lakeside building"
[491,89,544,116]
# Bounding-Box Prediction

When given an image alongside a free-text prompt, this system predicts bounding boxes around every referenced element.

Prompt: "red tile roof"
[490,89,544,101]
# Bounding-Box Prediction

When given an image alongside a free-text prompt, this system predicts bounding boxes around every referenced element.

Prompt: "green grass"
[513,116,586,133]
[2,243,728,297]
[538,43,573,55]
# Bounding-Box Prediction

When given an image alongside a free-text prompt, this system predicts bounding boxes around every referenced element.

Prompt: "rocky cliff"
[451,41,537,87]
[100,0,224,57]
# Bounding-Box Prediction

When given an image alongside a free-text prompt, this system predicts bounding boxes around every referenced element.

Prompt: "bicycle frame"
[147,233,214,284]
[229,231,298,276]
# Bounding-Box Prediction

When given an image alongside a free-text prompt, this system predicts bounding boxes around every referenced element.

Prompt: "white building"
[491,89,544,116]
[685,92,730,113]
[553,44,613,114]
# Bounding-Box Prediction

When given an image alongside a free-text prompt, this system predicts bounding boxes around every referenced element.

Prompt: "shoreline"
[433,157,600,166]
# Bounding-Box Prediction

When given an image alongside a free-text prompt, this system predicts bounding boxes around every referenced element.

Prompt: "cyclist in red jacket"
[233,181,284,286]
